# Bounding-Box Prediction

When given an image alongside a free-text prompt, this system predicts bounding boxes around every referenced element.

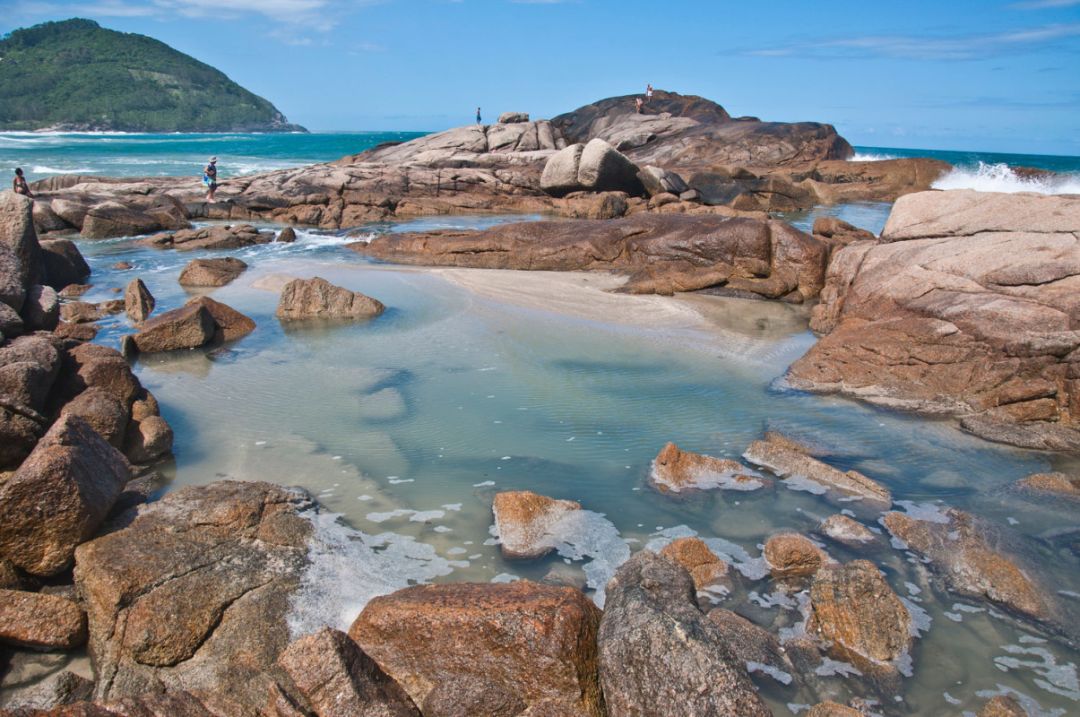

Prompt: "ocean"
[1,130,1078,196]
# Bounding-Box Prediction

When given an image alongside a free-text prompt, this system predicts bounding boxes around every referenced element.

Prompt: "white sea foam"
[851,152,898,162]
[30,165,99,175]
[932,162,1080,195]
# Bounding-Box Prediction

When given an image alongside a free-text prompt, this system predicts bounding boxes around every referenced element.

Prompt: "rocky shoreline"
[2,90,1078,715]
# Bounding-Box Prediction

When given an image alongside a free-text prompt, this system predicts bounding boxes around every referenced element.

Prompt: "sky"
[2,0,1079,155]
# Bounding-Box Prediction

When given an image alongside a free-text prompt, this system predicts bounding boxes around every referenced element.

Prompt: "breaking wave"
[931,162,1080,195]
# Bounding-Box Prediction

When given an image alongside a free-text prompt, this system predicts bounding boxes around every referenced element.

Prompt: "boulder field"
[25,92,948,239]
[788,190,1080,451]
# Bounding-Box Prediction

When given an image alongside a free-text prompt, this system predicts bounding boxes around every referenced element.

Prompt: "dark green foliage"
[0,18,306,132]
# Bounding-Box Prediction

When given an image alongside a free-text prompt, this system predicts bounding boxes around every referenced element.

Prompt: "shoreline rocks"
[492,490,581,559]
[177,257,248,287]
[649,442,763,494]
[276,277,385,321]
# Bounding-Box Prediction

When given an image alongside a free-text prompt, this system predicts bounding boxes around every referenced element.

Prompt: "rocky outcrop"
[704,608,794,686]
[0,588,87,650]
[276,277,385,321]
[74,481,314,708]
[349,581,603,716]
[499,112,530,124]
[178,257,248,287]
[130,303,215,352]
[658,537,730,592]
[21,285,60,332]
[1,193,42,301]
[764,533,827,579]
[39,239,91,290]
[273,627,421,717]
[812,216,877,247]
[540,139,644,197]
[788,190,1080,451]
[648,441,763,494]
[637,165,689,198]
[184,296,257,343]
[123,279,155,323]
[142,224,274,251]
[0,414,130,576]
[491,490,581,559]
[1015,471,1080,499]
[352,212,828,301]
[882,509,1053,626]
[743,433,891,505]
[597,551,771,717]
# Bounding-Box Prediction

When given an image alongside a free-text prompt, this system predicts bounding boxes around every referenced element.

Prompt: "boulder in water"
[123,277,155,323]
[178,257,248,287]
[649,441,763,494]
[276,276,385,322]
[492,490,581,559]
[764,533,827,579]
[131,302,215,352]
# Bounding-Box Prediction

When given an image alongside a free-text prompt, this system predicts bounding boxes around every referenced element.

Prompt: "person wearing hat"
[203,157,219,203]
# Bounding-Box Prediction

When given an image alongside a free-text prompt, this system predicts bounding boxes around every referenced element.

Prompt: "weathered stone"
[60,387,129,449]
[1,298,24,335]
[123,279,155,323]
[649,441,762,494]
[637,165,689,198]
[60,343,141,410]
[764,533,827,579]
[788,190,1080,451]
[743,435,891,505]
[808,560,912,675]
[141,223,272,251]
[177,257,248,287]
[0,669,94,711]
[597,550,771,717]
[0,192,41,296]
[22,285,60,331]
[805,703,863,717]
[812,216,876,245]
[1015,472,1080,499]
[705,608,794,686]
[124,414,173,464]
[276,277,385,321]
[882,509,1051,624]
[421,678,527,717]
[80,199,189,240]
[274,627,421,717]
[0,588,87,649]
[0,334,60,410]
[277,227,297,243]
[498,112,530,124]
[819,514,876,546]
[978,695,1029,717]
[541,139,643,197]
[74,481,314,708]
[53,321,97,342]
[182,296,256,343]
[492,490,581,560]
[39,240,91,290]
[349,582,603,716]
[131,303,215,353]
[353,212,827,301]
[0,558,24,589]
[0,415,130,576]
[658,537,730,591]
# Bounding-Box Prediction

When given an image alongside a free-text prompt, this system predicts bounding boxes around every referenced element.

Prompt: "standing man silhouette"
[476,107,482,125]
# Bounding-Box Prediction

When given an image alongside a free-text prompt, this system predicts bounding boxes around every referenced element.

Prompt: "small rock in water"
[492,490,581,559]
[276,276,385,321]
[658,536,730,591]
[178,257,248,287]
[764,533,827,579]
[1014,471,1080,500]
[277,226,297,243]
[819,514,876,546]
[124,277,155,323]
[648,441,762,495]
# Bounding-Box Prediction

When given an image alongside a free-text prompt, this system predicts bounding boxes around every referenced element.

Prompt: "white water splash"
[850,152,898,162]
[932,162,1080,195]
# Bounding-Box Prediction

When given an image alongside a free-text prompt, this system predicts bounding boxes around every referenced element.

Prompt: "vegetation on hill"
[0,19,306,132]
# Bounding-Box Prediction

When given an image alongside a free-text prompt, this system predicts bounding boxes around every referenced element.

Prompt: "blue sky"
[3,0,1079,154]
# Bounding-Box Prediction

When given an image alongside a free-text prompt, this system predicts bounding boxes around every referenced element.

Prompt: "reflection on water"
[70,215,1078,715]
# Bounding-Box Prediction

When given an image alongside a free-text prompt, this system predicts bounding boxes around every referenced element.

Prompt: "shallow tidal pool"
[68,210,1080,716]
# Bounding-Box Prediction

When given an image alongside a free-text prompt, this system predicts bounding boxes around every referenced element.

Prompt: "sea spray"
[932,161,1080,195]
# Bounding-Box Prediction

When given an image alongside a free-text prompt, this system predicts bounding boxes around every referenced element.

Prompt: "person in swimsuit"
[476,107,482,125]
[12,168,33,198]
[203,157,218,203]
[646,84,654,102]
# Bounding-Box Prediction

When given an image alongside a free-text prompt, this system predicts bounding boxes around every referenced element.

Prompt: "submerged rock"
[274,627,421,717]
[882,509,1050,625]
[1015,471,1080,499]
[648,441,763,494]
[805,703,864,717]
[73,481,314,708]
[349,581,603,716]
[764,533,827,579]
[978,695,1028,717]
[0,414,130,576]
[142,223,273,251]
[597,551,771,717]
[177,257,248,287]
[807,560,913,681]
[492,490,581,559]
[276,277,385,321]
[0,588,87,650]
[743,434,891,506]
[819,514,876,546]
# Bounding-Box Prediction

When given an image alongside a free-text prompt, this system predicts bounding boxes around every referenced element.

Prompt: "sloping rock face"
[881,509,1056,628]
[597,551,771,717]
[0,414,130,576]
[276,277,385,321]
[788,190,1080,451]
[349,582,603,716]
[74,481,315,711]
[492,490,581,559]
[551,90,851,171]
[352,212,828,301]
[704,608,794,686]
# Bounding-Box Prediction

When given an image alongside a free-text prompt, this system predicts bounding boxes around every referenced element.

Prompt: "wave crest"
[932,162,1080,195]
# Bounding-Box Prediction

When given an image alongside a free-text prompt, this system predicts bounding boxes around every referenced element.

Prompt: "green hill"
[0,18,306,132]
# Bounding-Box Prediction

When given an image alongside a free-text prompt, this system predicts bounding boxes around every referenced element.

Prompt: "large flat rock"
[788,190,1080,451]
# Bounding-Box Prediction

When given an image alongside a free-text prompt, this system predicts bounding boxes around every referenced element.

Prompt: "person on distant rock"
[635,97,644,114]
[646,84,654,102]
[476,107,482,125]
[203,157,218,203]
[12,167,33,198]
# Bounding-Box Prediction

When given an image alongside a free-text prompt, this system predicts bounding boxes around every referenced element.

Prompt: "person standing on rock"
[203,157,218,203]
[476,107,482,125]
[12,168,33,198]
[646,84,654,103]
[635,97,644,114]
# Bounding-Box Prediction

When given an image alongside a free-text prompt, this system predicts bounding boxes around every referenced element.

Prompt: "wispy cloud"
[739,23,1080,61]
